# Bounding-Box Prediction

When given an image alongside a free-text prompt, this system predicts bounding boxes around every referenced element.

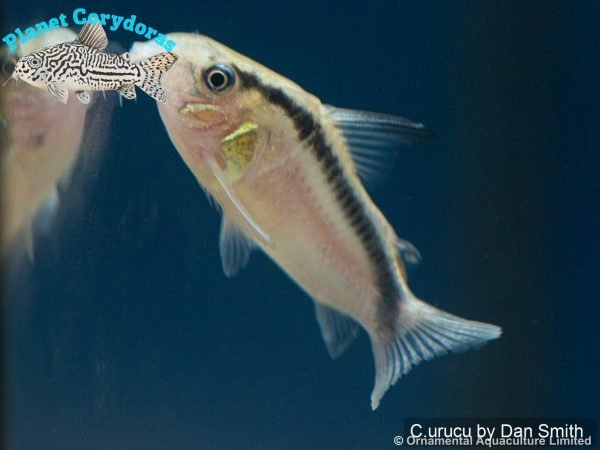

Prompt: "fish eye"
[1,56,16,76]
[28,56,42,69]
[204,64,235,93]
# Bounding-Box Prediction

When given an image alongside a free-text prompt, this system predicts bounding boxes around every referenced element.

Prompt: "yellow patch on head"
[179,103,226,128]
[221,121,260,182]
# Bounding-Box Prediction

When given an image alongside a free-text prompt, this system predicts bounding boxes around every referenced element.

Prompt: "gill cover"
[220,121,260,183]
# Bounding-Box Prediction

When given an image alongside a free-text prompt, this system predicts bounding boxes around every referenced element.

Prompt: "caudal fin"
[134,52,177,102]
[370,295,501,410]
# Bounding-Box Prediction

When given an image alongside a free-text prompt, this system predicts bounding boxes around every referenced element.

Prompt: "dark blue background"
[3,1,599,449]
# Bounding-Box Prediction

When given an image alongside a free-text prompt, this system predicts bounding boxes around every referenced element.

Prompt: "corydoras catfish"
[9,22,176,104]
[131,35,502,410]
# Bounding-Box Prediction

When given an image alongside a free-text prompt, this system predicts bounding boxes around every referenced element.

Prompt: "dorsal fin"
[325,105,434,186]
[74,22,108,50]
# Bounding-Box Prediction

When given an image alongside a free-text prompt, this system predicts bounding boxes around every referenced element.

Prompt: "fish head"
[12,51,50,87]
[131,34,299,184]
[7,29,76,89]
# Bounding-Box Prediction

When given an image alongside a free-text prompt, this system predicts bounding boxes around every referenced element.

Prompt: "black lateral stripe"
[236,68,399,319]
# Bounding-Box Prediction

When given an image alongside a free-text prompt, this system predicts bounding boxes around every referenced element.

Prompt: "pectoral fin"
[219,216,256,277]
[48,82,68,104]
[206,157,273,248]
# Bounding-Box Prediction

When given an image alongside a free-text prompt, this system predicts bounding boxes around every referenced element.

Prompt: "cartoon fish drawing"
[1,28,115,258]
[7,22,177,104]
[131,35,502,409]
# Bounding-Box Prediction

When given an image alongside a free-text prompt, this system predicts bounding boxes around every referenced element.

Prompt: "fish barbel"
[131,35,502,409]
[9,22,177,104]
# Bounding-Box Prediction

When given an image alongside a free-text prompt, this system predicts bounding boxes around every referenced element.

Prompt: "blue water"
[3,1,599,449]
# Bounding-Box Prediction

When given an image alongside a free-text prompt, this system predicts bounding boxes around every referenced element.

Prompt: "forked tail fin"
[370,295,501,410]
[134,52,177,102]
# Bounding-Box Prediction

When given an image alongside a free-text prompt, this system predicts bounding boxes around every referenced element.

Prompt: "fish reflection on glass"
[1,28,114,258]
[131,35,502,409]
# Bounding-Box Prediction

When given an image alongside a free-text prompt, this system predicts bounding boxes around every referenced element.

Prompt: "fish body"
[131,35,501,409]
[10,22,177,104]
[1,28,114,257]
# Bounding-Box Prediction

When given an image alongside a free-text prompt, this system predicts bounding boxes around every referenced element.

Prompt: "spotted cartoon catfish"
[8,22,177,104]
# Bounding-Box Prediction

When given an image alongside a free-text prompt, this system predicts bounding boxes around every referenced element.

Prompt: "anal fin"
[119,85,136,100]
[314,302,360,359]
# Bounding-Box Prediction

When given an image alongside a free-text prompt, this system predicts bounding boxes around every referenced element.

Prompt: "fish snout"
[10,63,26,82]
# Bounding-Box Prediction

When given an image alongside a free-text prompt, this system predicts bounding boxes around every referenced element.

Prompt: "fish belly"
[224,150,381,327]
